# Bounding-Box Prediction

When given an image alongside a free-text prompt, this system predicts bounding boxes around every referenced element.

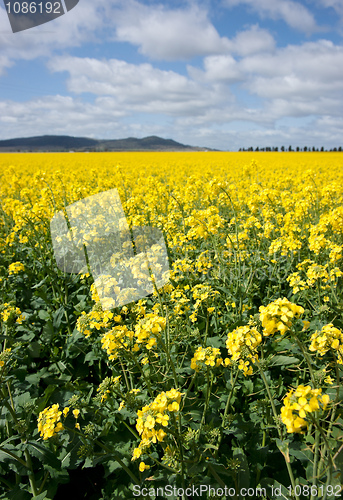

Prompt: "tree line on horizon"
[238,146,343,152]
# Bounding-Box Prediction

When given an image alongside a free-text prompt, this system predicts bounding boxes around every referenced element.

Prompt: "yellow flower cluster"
[309,323,343,363]
[0,303,24,324]
[8,261,25,275]
[101,325,134,360]
[185,206,225,240]
[190,346,223,371]
[169,287,191,317]
[226,325,262,376]
[76,305,114,337]
[281,385,330,434]
[134,313,166,351]
[132,389,182,464]
[287,260,343,294]
[100,313,166,361]
[38,404,82,438]
[259,298,304,336]
[38,404,64,440]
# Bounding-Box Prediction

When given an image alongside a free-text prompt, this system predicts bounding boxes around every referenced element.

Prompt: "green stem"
[208,463,227,489]
[37,471,50,495]
[119,359,131,392]
[203,311,210,346]
[216,367,239,457]
[24,445,39,496]
[199,368,213,437]
[293,336,316,387]
[128,351,154,397]
[181,371,197,409]
[171,412,185,491]
[310,428,320,500]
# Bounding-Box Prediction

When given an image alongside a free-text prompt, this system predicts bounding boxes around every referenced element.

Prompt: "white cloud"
[230,25,276,55]
[240,40,343,101]
[224,0,318,33]
[47,34,343,130]
[112,0,231,60]
[185,37,343,128]
[48,56,229,116]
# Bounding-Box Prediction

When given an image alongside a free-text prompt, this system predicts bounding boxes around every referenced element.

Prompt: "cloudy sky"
[0,0,343,150]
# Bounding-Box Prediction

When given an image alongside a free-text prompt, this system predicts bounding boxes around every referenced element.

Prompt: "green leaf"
[53,306,65,330]
[26,441,61,469]
[187,410,202,422]
[38,310,50,321]
[27,341,41,358]
[269,355,300,367]
[288,441,312,462]
[32,491,51,500]
[5,484,31,500]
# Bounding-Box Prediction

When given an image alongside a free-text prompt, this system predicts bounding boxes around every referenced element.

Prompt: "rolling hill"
[0,135,214,152]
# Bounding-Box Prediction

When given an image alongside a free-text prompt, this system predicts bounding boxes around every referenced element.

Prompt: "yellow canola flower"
[139,462,150,472]
[132,388,182,467]
[259,298,304,336]
[190,346,223,372]
[281,385,330,434]
[38,404,63,440]
[1,303,24,325]
[309,323,343,363]
[8,261,25,275]
[226,325,262,376]
[73,409,80,419]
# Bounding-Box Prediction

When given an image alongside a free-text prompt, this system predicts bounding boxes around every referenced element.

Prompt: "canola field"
[0,152,343,499]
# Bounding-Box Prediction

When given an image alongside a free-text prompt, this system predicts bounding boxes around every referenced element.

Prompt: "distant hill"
[0,135,215,152]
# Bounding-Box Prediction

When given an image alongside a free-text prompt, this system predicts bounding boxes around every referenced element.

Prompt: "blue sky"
[0,0,343,150]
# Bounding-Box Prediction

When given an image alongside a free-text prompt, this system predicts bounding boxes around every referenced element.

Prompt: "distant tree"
[255,147,259,152]
[296,146,299,152]
[320,147,324,152]
[312,147,315,152]
[281,146,285,152]
[339,146,342,152]
[288,145,293,151]
[304,146,307,152]
[275,146,278,152]
[333,147,337,152]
